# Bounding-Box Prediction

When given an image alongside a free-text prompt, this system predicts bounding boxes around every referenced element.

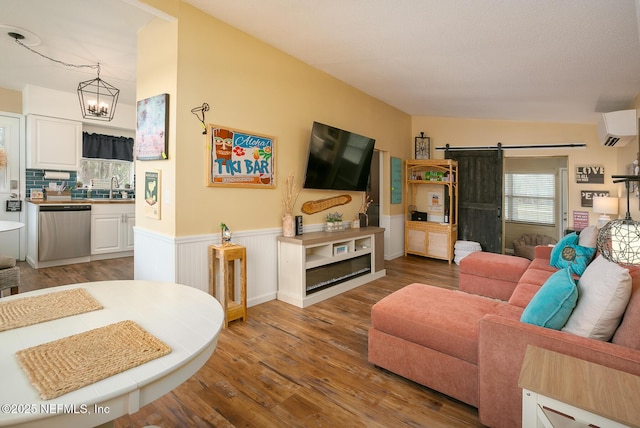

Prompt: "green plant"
[325,212,343,223]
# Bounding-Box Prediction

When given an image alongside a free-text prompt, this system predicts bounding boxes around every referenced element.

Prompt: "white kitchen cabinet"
[123,212,135,251]
[91,203,135,258]
[26,114,82,170]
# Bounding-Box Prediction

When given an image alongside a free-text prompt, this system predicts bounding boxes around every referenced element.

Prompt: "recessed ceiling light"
[0,25,41,46]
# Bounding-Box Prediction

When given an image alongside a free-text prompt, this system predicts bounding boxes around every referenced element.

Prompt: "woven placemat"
[0,288,103,332]
[16,320,172,400]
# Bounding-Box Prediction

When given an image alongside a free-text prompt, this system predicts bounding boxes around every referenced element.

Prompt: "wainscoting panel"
[134,228,176,283]
[175,234,215,293]
[135,226,282,307]
[382,214,405,260]
[134,216,400,308]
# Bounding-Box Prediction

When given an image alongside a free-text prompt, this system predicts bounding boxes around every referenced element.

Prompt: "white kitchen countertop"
[27,198,134,205]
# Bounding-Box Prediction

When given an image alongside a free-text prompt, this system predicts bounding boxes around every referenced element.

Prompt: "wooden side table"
[518,345,640,428]
[208,244,247,328]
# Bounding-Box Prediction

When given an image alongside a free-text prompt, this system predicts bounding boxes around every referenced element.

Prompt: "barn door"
[445,149,503,253]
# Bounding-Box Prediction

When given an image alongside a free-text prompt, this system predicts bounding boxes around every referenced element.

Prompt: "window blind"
[504,173,555,225]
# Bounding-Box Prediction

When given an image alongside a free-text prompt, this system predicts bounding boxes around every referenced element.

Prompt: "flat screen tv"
[303,121,376,191]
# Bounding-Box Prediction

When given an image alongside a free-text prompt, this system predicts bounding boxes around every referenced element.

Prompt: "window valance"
[82,132,134,162]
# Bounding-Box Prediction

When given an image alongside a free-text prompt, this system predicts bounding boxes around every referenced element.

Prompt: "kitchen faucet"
[110,176,119,199]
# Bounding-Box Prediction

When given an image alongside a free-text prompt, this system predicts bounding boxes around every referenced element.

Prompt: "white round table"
[0,280,224,428]
[0,221,24,232]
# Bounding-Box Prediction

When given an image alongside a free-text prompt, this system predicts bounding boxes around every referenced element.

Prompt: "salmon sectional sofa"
[368,232,640,427]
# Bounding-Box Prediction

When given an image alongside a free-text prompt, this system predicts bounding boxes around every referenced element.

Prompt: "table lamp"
[592,196,619,228]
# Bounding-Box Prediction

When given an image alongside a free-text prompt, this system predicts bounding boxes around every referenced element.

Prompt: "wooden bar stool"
[208,244,247,328]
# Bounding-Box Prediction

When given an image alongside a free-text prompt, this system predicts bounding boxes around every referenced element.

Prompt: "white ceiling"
[0,0,156,107]
[2,0,640,124]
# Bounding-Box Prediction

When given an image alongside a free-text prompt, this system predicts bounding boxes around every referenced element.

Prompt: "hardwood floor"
[16,257,134,293]
[15,255,485,427]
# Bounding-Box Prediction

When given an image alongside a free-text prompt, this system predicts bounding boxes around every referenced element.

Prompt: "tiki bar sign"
[207,125,275,188]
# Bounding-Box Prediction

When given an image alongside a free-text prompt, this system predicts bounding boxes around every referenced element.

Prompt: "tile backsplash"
[26,169,134,199]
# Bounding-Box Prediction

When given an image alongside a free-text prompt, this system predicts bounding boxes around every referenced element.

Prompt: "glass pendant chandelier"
[10,32,119,122]
[77,64,119,121]
[597,175,640,266]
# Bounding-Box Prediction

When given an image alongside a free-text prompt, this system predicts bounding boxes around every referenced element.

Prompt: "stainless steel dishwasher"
[38,204,92,262]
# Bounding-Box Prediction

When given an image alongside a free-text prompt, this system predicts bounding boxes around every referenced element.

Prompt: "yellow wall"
[616,96,640,221]
[411,116,622,229]
[6,0,637,242]
[138,2,411,237]
[135,15,179,237]
[0,88,21,114]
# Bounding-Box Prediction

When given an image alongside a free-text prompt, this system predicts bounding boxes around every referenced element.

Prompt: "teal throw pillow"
[550,233,578,264]
[550,232,596,276]
[520,268,578,330]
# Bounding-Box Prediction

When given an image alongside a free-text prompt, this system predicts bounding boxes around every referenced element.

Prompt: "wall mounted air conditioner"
[598,109,637,147]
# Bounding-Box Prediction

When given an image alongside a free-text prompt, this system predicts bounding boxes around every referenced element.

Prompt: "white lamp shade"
[593,196,619,215]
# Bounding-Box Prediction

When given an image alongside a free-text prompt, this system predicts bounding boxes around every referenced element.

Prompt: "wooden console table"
[518,345,640,428]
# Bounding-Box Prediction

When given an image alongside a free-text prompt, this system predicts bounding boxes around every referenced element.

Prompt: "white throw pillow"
[578,225,598,248]
[562,255,632,341]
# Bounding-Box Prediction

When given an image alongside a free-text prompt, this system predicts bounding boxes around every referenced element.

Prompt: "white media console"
[277,227,386,308]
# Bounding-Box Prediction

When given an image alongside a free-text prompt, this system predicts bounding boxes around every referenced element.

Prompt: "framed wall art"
[581,190,609,207]
[136,93,169,161]
[207,124,275,188]
[390,157,402,204]
[144,170,161,219]
[414,132,430,160]
[572,211,589,230]
[575,165,604,184]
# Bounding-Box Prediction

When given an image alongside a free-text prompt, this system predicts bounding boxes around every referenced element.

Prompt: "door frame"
[0,112,26,260]
[559,167,568,240]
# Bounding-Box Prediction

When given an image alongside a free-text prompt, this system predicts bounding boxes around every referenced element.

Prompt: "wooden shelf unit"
[277,227,386,308]
[405,159,458,263]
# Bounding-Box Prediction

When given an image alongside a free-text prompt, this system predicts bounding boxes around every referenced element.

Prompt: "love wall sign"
[207,124,275,188]
[576,165,604,184]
